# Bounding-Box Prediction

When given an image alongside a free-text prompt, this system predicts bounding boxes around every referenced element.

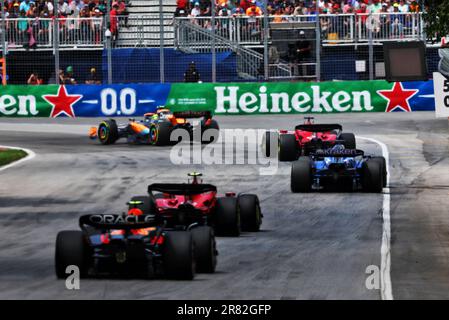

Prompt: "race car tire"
[55,231,89,279]
[214,197,240,237]
[238,194,262,232]
[98,119,119,145]
[163,231,195,280]
[370,156,387,188]
[201,119,220,144]
[151,121,173,146]
[362,161,383,193]
[263,131,279,158]
[191,226,217,273]
[279,134,298,161]
[291,157,312,193]
[128,196,156,215]
[340,133,356,149]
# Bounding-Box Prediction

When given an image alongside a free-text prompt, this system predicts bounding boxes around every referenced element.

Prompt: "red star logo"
[43,86,82,118]
[377,82,418,113]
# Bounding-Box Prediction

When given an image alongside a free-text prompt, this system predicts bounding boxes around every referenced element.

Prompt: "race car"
[290,144,387,193]
[89,108,219,146]
[128,172,263,238]
[264,117,356,161]
[55,213,197,280]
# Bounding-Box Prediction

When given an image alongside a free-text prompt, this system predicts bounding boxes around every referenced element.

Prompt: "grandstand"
[118,0,176,47]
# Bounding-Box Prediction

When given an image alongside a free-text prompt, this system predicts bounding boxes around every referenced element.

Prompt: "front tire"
[279,134,298,161]
[151,121,173,146]
[291,157,312,193]
[55,231,90,279]
[340,133,356,149]
[163,231,195,280]
[98,120,119,145]
[239,194,262,232]
[191,226,217,273]
[214,197,240,237]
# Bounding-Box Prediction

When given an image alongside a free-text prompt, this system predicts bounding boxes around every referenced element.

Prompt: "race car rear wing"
[79,214,156,230]
[295,124,343,132]
[311,149,365,157]
[173,111,212,119]
[148,183,217,195]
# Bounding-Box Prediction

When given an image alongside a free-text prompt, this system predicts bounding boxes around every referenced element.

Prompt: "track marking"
[358,136,393,300]
[0,145,36,172]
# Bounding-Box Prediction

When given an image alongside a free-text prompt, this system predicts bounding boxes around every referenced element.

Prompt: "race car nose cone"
[141,128,150,136]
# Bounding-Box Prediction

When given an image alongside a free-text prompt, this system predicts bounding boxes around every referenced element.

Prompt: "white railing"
[0,13,425,51]
[3,17,104,50]
[174,13,424,46]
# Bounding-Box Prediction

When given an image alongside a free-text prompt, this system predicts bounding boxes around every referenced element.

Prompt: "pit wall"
[0,80,435,118]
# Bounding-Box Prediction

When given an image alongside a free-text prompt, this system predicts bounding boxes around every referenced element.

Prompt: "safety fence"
[0,80,435,118]
[0,12,436,85]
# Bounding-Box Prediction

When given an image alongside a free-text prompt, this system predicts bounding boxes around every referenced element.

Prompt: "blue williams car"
[291,144,387,193]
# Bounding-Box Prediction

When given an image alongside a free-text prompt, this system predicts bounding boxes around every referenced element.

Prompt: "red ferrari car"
[128,173,263,237]
[264,117,356,161]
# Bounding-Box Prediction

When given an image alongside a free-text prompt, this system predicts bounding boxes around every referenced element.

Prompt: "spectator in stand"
[27,71,44,85]
[85,67,101,84]
[109,3,119,47]
[63,66,77,84]
[19,0,32,14]
[117,0,129,28]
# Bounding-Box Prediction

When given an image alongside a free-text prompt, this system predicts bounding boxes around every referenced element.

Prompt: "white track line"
[0,145,36,172]
[358,136,393,300]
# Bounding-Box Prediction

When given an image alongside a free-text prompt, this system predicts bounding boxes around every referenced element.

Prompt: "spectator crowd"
[175,0,423,40]
[2,0,130,48]
[175,0,422,17]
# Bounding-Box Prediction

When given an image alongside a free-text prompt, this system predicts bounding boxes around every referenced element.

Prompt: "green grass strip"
[0,149,28,167]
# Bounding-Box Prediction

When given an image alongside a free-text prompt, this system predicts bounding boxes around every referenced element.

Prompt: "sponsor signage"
[0,80,436,118]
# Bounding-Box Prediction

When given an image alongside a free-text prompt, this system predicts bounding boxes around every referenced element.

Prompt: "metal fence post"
[53,0,60,84]
[211,0,216,83]
[263,0,269,81]
[368,0,374,80]
[315,1,321,82]
[159,0,165,83]
[106,0,112,84]
[1,0,6,85]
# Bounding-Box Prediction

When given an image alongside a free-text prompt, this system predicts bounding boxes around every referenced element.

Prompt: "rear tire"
[151,121,173,146]
[98,120,119,145]
[55,231,89,279]
[201,119,220,144]
[370,157,387,188]
[291,157,312,193]
[362,161,383,193]
[191,226,217,273]
[340,133,356,149]
[239,194,262,232]
[279,134,298,161]
[163,231,195,280]
[214,197,240,237]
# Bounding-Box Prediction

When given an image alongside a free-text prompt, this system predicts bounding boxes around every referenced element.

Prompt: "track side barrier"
[0,80,435,118]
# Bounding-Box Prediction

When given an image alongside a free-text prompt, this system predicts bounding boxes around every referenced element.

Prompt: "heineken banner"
[0,80,435,118]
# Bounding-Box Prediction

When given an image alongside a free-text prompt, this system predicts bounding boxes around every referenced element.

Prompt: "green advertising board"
[167,80,433,114]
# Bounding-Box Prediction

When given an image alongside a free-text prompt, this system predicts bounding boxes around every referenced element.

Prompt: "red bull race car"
[55,213,199,280]
[128,172,263,237]
[89,108,219,146]
[264,117,356,161]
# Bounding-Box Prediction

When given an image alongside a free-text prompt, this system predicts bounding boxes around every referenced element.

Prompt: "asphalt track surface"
[0,112,448,300]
